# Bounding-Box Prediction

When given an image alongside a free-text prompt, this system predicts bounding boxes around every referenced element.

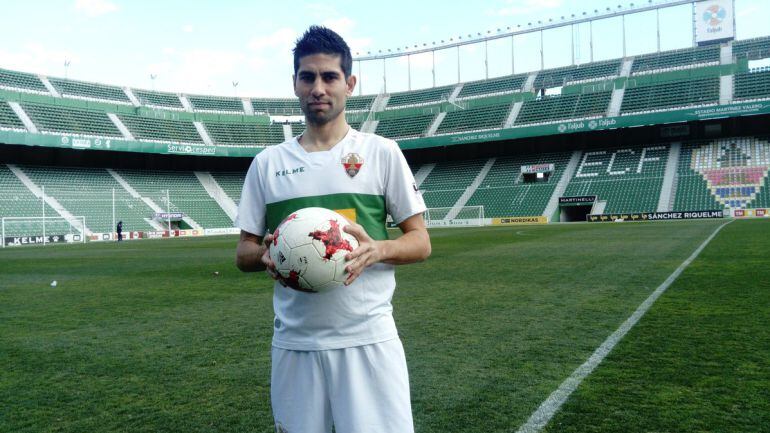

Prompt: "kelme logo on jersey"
[341,153,364,178]
[275,166,305,177]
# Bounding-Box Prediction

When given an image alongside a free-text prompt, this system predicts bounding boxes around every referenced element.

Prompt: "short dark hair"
[293,25,353,78]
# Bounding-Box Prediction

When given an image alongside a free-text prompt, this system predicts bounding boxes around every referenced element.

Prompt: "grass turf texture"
[0,219,763,432]
[543,218,770,433]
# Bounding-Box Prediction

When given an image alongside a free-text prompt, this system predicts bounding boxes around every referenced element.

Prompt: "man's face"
[294,53,356,126]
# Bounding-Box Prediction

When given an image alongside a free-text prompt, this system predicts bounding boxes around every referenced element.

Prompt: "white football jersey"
[236,128,426,350]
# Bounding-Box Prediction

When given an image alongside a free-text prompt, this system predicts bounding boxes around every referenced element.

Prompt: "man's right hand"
[261,233,281,281]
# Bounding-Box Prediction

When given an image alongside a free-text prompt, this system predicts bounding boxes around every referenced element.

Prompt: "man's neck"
[299,115,349,152]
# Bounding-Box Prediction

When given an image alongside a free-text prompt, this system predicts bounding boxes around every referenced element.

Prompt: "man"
[235,26,430,433]
[116,220,123,242]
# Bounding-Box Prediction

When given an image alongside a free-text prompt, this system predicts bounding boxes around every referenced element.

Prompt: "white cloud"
[74,0,119,17]
[182,24,194,33]
[494,0,564,17]
[248,27,297,52]
[0,43,80,76]
[145,49,247,94]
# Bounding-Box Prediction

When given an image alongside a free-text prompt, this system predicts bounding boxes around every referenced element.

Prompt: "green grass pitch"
[1,219,767,432]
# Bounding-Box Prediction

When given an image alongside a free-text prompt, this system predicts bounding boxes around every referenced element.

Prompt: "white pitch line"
[515,219,734,433]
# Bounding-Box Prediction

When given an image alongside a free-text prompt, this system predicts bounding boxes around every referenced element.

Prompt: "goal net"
[2,216,86,247]
[424,206,485,228]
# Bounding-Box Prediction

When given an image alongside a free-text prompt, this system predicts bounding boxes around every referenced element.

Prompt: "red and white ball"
[269,207,359,293]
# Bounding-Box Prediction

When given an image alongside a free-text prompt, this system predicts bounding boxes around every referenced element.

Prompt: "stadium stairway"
[657,142,682,212]
[194,172,237,221]
[38,76,60,97]
[107,169,185,230]
[413,163,436,188]
[106,113,135,140]
[444,158,496,221]
[543,150,583,221]
[7,102,37,133]
[6,164,91,235]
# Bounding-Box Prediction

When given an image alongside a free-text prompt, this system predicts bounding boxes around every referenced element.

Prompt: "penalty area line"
[515,219,734,433]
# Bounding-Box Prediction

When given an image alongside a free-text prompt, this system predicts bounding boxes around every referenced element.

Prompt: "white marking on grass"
[515,220,734,433]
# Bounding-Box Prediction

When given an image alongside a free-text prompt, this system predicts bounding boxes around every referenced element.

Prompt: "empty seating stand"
[117,169,233,228]
[734,69,770,101]
[733,36,770,60]
[631,45,720,74]
[375,113,435,139]
[515,91,611,125]
[418,159,486,209]
[117,113,203,143]
[133,89,183,109]
[620,76,719,114]
[457,75,527,98]
[466,152,571,217]
[188,95,244,113]
[387,85,455,108]
[204,121,285,146]
[251,98,301,115]
[534,60,621,89]
[0,165,67,237]
[211,172,246,204]
[346,95,375,111]
[435,103,511,135]
[19,165,155,233]
[0,100,25,130]
[0,68,48,93]
[564,145,669,213]
[21,102,122,137]
[49,78,131,104]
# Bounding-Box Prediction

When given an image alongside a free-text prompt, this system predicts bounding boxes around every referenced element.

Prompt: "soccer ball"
[269,207,359,293]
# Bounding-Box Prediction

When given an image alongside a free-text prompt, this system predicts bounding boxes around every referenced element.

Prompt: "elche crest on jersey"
[341,152,364,178]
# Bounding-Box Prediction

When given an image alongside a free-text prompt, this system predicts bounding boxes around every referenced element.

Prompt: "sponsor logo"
[275,166,305,177]
[166,144,216,155]
[703,4,726,28]
[587,211,724,222]
[341,153,363,178]
[559,195,597,204]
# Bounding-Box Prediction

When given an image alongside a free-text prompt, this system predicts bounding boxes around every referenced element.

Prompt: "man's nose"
[311,78,325,97]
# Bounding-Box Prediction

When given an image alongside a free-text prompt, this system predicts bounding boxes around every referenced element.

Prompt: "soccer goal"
[1,216,86,247]
[424,206,485,228]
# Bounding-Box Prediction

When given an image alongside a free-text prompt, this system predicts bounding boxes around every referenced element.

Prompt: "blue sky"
[0,0,766,97]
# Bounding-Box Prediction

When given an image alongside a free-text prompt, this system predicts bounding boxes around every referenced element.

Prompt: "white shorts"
[271,338,414,433]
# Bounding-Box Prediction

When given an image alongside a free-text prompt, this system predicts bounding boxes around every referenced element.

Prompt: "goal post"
[1,216,86,248]
[424,206,485,228]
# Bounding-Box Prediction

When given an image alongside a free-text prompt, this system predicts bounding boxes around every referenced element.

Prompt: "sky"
[0,0,767,98]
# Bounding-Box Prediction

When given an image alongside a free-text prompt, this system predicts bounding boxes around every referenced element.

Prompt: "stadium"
[1,0,769,432]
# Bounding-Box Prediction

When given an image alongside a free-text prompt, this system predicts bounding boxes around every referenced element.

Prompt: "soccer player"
[235,26,431,433]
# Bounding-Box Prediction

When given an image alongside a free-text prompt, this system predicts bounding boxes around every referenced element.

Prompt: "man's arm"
[236,230,276,273]
[342,213,431,285]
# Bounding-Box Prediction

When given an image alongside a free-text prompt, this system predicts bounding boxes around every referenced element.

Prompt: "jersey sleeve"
[384,140,427,225]
[235,156,267,236]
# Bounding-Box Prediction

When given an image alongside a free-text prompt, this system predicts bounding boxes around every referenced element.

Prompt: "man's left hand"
[343,223,383,286]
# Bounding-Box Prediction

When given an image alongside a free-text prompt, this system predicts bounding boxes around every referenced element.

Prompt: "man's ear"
[346,74,357,96]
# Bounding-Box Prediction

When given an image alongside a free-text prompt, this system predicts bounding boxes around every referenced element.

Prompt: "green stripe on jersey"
[266,193,388,240]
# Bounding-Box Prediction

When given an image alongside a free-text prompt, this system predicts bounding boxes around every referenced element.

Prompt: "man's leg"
[323,338,414,433]
[271,347,332,433]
